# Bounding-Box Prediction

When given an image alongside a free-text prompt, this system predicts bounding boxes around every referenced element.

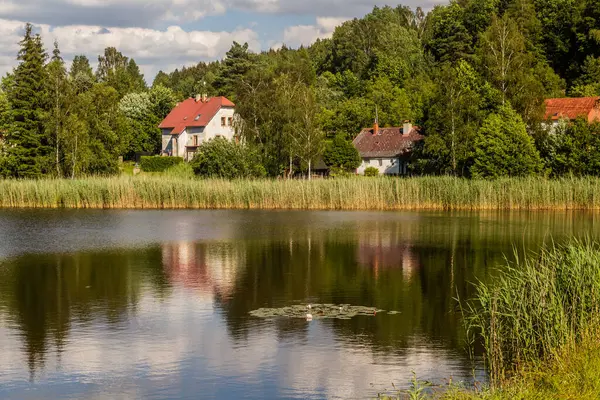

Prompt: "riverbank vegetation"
[385,240,600,399]
[4,176,600,210]
[1,1,600,180]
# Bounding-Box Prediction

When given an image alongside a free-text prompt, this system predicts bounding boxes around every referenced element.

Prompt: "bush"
[323,134,361,172]
[189,137,266,179]
[472,105,542,178]
[140,156,183,172]
[364,166,379,177]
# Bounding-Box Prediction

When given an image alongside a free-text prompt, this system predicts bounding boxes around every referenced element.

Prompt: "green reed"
[468,239,600,387]
[1,175,600,209]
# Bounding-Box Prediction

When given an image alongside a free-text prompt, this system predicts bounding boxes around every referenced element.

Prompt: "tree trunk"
[71,133,77,180]
[308,159,312,181]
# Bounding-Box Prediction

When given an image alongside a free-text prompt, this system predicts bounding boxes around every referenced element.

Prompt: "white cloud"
[282,17,345,48]
[0,19,259,82]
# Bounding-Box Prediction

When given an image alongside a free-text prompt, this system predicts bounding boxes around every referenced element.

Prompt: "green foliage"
[189,137,266,179]
[364,166,379,177]
[96,47,146,97]
[472,105,542,178]
[140,156,183,172]
[419,61,501,176]
[3,23,50,178]
[468,240,600,386]
[323,135,361,172]
[537,119,600,176]
[215,42,256,99]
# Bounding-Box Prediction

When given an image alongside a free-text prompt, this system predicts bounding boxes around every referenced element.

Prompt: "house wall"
[357,158,403,175]
[204,107,236,141]
[589,107,600,123]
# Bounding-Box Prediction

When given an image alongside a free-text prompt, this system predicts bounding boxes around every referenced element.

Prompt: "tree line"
[1,0,600,179]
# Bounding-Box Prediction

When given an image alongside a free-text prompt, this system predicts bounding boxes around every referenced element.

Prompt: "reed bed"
[468,239,600,387]
[1,175,600,210]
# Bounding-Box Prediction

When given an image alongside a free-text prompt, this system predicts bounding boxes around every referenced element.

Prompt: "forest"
[0,0,599,179]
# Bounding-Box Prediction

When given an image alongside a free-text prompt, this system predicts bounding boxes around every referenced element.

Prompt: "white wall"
[204,107,236,141]
[161,106,236,160]
[357,158,408,175]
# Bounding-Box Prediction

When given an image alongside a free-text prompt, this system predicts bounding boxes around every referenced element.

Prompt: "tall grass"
[468,239,600,387]
[1,175,600,209]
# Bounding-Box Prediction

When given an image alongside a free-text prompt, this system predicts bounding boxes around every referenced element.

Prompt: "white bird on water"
[306,313,313,321]
[307,304,312,310]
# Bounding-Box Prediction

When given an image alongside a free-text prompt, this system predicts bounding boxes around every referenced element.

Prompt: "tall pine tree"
[5,23,49,178]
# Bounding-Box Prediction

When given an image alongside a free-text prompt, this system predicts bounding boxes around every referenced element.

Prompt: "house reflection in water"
[161,242,243,301]
[357,231,420,279]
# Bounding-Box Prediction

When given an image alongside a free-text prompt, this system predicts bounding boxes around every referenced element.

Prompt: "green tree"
[472,105,542,178]
[537,119,600,176]
[77,84,129,174]
[126,59,146,92]
[423,3,473,63]
[96,47,145,97]
[148,85,176,119]
[46,41,74,177]
[323,134,361,173]
[4,23,50,178]
[190,137,265,179]
[420,61,501,176]
[118,92,161,158]
[287,87,325,179]
[216,42,256,99]
[70,55,95,94]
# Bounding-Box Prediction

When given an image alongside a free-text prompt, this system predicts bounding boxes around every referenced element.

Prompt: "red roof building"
[544,97,600,123]
[353,121,423,176]
[158,95,236,160]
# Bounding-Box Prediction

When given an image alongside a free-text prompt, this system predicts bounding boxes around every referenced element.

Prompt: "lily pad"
[249,304,385,320]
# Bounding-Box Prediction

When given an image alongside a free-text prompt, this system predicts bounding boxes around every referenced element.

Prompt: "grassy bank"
[386,240,600,400]
[2,176,600,210]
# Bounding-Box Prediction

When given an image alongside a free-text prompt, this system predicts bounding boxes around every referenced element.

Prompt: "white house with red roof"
[353,120,423,176]
[158,95,236,160]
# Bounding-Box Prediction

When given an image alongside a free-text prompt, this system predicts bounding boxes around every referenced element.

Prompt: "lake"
[1,210,599,399]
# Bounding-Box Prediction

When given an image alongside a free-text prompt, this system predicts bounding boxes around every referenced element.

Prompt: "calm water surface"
[1,210,599,399]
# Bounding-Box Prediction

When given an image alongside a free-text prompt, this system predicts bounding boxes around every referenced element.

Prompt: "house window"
[193,135,198,146]
[364,159,370,165]
[378,159,383,166]
[228,117,233,127]
[221,117,226,127]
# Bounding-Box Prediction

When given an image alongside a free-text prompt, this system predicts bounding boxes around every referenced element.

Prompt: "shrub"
[323,134,361,172]
[140,156,183,172]
[472,105,542,178]
[189,137,266,179]
[364,167,379,177]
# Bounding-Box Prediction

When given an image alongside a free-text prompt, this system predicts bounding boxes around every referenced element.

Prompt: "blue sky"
[0,0,446,82]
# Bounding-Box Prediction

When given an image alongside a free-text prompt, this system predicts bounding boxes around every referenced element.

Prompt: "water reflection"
[0,210,599,399]
[161,242,243,301]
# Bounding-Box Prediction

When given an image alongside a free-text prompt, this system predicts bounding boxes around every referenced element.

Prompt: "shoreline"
[2,176,600,210]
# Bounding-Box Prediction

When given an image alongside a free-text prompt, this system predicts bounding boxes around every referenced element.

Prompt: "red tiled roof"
[353,127,423,158]
[544,97,600,121]
[158,96,235,135]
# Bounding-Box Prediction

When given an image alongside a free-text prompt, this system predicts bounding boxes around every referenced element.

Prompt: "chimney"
[202,93,208,102]
[373,106,379,135]
[403,120,412,136]
[195,94,202,103]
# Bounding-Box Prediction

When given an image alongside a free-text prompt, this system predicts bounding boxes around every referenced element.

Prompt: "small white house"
[353,121,423,176]
[158,95,236,161]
